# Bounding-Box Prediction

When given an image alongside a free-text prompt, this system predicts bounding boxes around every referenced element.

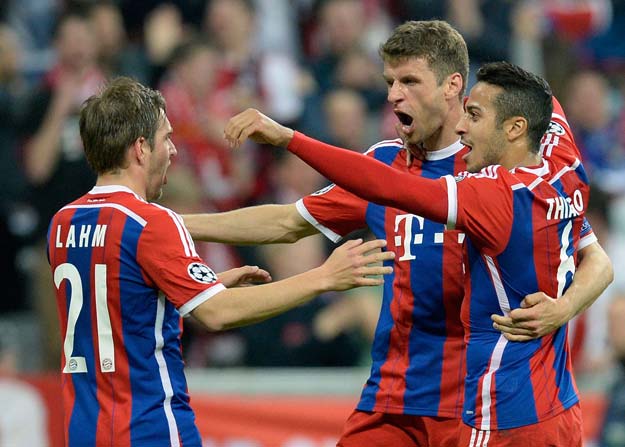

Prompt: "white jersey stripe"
[296,199,342,242]
[549,158,581,185]
[480,334,508,430]
[484,255,511,314]
[469,428,477,447]
[151,204,194,257]
[364,138,403,155]
[476,429,484,447]
[155,294,180,447]
[444,175,458,230]
[178,284,226,317]
[62,203,147,227]
[482,430,491,446]
[552,112,569,126]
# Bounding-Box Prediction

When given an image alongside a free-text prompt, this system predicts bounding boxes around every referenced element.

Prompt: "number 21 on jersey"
[54,263,115,374]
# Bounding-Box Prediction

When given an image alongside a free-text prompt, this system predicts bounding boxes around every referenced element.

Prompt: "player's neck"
[422,101,463,152]
[501,144,542,170]
[96,171,147,200]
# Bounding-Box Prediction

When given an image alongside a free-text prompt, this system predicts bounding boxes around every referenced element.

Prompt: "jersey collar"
[424,139,464,161]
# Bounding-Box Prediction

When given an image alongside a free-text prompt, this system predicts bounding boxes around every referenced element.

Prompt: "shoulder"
[364,138,404,156]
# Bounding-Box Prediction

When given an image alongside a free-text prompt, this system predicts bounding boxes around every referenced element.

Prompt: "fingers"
[224,109,256,148]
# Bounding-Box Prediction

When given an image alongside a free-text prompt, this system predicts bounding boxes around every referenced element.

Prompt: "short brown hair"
[79,77,166,174]
[379,20,469,97]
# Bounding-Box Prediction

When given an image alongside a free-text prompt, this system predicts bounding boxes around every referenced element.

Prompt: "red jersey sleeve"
[447,166,514,255]
[540,97,581,161]
[137,206,225,316]
[299,183,368,242]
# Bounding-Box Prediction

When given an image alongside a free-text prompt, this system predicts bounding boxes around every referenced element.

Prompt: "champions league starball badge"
[546,120,566,136]
[187,263,218,284]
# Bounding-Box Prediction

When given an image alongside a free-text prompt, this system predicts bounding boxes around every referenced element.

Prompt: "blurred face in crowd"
[384,57,450,152]
[320,0,365,54]
[56,16,97,73]
[205,0,254,51]
[145,111,177,201]
[90,3,125,59]
[178,46,218,98]
[455,82,508,173]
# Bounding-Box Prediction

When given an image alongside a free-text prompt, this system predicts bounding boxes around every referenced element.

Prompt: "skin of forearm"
[563,243,614,318]
[183,204,317,244]
[192,267,328,330]
[24,110,67,184]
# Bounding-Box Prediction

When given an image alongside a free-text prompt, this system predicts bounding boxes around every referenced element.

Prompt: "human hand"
[491,292,572,341]
[318,239,394,292]
[224,108,294,149]
[218,265,272,287]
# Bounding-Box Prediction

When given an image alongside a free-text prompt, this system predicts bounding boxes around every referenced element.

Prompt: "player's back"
[48,185,202,447]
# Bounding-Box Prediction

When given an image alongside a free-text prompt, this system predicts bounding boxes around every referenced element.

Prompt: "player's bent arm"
[190,238,394,331]
[182,204,318,244]
[492,241,613,341]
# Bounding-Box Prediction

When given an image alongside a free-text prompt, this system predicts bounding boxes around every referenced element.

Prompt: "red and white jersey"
[286,98,591,430]
[298,139,468,418]
[47,185,225,447]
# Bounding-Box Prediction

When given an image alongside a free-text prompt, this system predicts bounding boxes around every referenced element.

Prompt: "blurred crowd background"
[1,0,624,415]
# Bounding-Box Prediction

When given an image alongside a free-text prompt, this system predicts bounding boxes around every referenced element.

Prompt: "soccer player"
[47,77,394,447]
[184,21,612,446]
[223,61,613,445]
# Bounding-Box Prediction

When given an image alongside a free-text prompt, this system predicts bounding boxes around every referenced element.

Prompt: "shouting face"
[145,111,177,201]
[455,82,507,173]
[383,57,450,151]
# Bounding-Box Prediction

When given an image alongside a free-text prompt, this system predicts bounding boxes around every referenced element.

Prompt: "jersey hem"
[462,395,579,430]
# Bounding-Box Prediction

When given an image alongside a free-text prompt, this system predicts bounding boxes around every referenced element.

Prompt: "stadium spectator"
[21,11,105,368]
[47,76,394,446]
[222,60,614,445]
[0,24,30,314]
[185,21,612,446]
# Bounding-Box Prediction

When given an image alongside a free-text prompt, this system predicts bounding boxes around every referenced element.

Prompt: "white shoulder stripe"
[527,177,543,191]
[364,138,403,155]
[444,175,458,230]
[151,203,196,257]
[552,112,569,126]
[62,203,147,227]
[548,158,581,185]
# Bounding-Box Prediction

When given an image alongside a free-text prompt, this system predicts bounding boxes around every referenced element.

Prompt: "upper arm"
[451,170,514,253]
[138,208,225,314]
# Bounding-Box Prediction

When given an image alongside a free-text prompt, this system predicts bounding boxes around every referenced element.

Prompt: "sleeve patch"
[187,263,218,284]
[546,121,566,136]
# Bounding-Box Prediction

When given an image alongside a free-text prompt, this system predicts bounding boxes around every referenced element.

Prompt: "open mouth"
[395,111,413,127]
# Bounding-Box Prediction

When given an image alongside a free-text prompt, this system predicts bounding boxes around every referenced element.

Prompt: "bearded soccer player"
[185,21,612,447]
[47,77,394,447]
[223,61,614,446]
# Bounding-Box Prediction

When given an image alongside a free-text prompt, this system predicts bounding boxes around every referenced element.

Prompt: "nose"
[170,142,178,157]
[455,115,468,136]
[387,81,403,103]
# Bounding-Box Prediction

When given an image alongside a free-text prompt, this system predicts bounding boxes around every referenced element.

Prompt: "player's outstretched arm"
[491,241,613,341]
[191,238,394,331]
[224,108,294,149]
[224,109,448,224]
[182,204,318,244]
[217,265,272,287]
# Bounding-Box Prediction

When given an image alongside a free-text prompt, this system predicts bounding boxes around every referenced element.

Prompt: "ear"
[503,116,528,143]
[131,137,149,165]
[444,72,464,100]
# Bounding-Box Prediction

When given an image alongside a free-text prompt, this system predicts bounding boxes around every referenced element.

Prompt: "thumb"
[520,292,544,308]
